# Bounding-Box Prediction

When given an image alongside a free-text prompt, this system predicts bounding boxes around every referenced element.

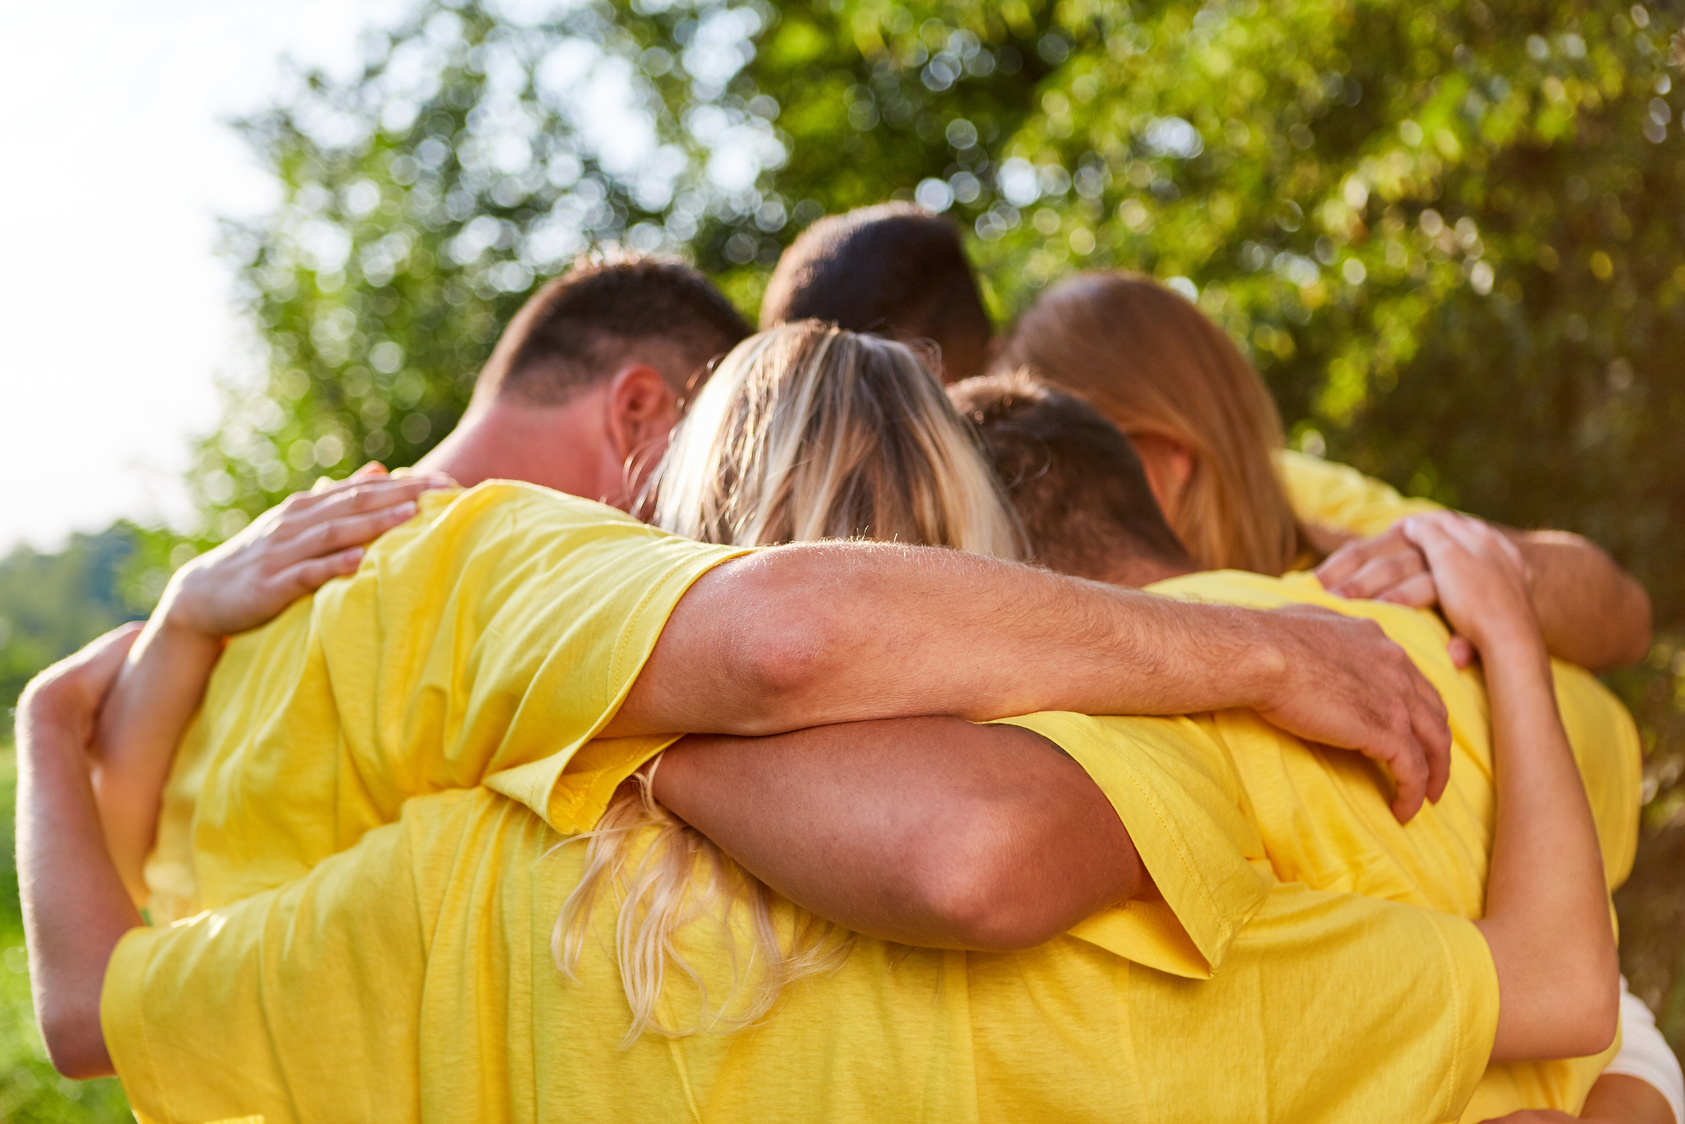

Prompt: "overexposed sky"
[0,0,409,555]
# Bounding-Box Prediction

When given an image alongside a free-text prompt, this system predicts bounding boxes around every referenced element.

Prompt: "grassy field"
[0,741,131,1123]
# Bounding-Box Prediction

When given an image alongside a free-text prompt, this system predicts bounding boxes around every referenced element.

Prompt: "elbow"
[913,807,1068,951]
[1566,959,1623,1059]
[39,1000,115,1080]
[1616,580,1653,669]
[1540,955,1622,1060]
[720,553,848,736]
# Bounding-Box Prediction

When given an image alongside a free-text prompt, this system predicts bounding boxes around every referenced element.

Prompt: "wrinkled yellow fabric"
[1146,569,1642,1121]
[142,481,746,923]
[1276,448,1443,539]
[105,780,1498,1124]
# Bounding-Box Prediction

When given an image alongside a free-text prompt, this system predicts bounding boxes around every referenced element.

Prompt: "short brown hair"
[760,203,992,382]
[998,272,1301,575]
[950,371,1189,580]
[476,252,751,405]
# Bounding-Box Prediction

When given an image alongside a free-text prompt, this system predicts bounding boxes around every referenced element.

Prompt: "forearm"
[652,718,1144,950]
[1510,530,1651,671]
[17,689,143,1079]
[91,609,223,901]
[1476,634,1620,1062]
[614,543,1285,737]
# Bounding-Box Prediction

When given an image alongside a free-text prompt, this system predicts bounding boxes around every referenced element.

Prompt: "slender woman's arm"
[1401,515,1621,1062]
[93,471,449,900]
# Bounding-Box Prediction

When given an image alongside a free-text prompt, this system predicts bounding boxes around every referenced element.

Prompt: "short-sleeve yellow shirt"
[144,481,747,922]
[106,782,1498,1124]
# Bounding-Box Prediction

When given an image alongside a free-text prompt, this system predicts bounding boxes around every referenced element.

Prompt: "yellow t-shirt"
[105,782,1498,1124]
[1144,568,1643,1120]
[1276,448,1443,539]
[144,481,747,923]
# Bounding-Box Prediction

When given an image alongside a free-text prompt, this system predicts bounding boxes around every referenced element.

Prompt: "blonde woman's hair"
[998,272,1303,575]
[556,320,1023,1041]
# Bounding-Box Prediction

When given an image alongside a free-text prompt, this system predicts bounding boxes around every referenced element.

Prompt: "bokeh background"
[3,0,1682,1116]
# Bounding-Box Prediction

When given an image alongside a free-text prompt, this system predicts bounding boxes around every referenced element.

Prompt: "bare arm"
[1317,518,1651,672]
[651,718,1144,950]
[16,627,144,1079]
[608,541,1452,822]
[1479,1076,1677,1124]
[93,472,449,900]
[1402,516,1620,1062]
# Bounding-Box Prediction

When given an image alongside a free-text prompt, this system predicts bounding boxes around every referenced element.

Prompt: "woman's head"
[998,272,1301,576]
[568,320,1020,1042]
[653,320,1022,560]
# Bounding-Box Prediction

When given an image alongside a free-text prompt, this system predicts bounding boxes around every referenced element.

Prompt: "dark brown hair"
[760,203,992,382]
[950,370,1190,580]
[476,252,751,405]
[998,272,1302,575]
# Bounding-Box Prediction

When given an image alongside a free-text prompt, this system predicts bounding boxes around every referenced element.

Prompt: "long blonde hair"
[999,272,1303,575]
[556,320,1023,1041]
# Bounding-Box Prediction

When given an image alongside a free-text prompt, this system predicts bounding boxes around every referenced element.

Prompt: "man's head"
[426,252,751,508]
[476,251,750,408]
[760,203,993,383]
[949,371,1192,586]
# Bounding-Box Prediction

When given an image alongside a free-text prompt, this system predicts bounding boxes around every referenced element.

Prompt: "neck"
[1094,554,1194,589]
[415,395,611,501]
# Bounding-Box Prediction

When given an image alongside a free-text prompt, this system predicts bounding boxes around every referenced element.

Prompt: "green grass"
[0,741,132,1123]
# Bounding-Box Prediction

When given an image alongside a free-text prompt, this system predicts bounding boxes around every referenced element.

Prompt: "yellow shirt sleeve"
[171,481,747,913]
[989,711,1269,979]
[1276,448,1443,539]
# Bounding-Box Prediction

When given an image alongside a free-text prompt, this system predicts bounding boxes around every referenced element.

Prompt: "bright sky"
[0,0,410,555]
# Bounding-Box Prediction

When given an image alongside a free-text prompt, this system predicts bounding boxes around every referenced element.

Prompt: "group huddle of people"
[18,203,1684,1123]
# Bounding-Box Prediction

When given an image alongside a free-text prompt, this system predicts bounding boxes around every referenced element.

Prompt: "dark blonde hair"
[999,272,1302,575]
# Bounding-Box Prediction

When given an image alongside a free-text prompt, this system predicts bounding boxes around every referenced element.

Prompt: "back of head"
[760,203,993,383]
[951,371,1191,582]
[653,320,1021,559]
[998,272,1301,575]
[475,251,751,406]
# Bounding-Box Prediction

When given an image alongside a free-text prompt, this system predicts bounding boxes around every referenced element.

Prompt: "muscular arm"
[611,541,1451,821]
[1513,529,1651,671]
[651,719,1144,950]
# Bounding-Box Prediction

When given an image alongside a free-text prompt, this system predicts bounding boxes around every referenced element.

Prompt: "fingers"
[1315,527,1407,590]
[1448,635,1476,669]
[286,502,419,563]
[1375,572,1438,608]
[1407,666,1452,805]
[270,547,367,602]
[1325,548,1430,601]
[268,476,447,549]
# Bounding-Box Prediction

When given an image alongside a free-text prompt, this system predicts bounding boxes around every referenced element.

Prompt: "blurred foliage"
[116,0,1685,1051]
[0,526,148,717]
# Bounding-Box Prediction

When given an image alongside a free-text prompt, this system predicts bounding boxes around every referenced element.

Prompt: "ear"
[1128,432,1196,524]
[603,363,680,483]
